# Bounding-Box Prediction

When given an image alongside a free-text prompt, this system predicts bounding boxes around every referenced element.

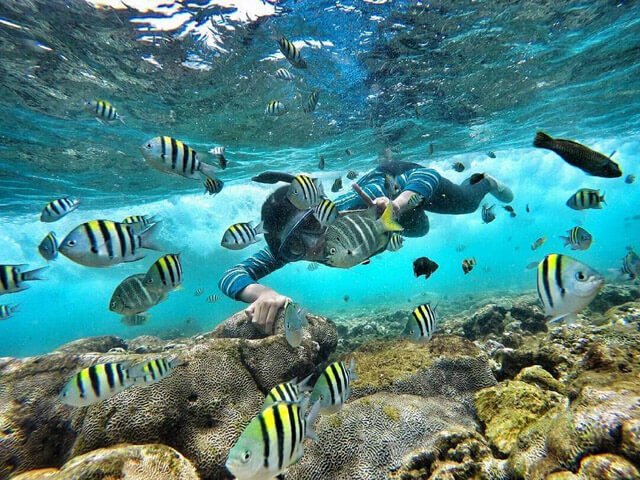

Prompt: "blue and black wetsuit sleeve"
[218,247,286,299]
[400,168,441,202]
[333,170,388,210]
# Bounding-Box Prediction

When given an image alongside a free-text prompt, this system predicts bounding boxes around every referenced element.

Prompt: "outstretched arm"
[218,247,290,334]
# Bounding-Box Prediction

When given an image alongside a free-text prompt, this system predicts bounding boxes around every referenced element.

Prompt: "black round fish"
[413,257,439,279]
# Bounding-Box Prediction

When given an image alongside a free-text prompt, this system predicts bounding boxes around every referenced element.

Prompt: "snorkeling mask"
[277,208,326,262]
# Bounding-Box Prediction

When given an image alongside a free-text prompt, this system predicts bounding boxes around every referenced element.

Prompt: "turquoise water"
[0,0,639,357]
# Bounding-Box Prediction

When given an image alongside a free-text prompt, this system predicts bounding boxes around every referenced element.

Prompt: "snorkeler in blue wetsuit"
[218,161,513,333]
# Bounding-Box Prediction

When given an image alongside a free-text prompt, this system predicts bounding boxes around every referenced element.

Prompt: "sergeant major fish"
[144,253,183,294]
[310,359,357,415]
[0,264,47,295]
[621,250,640,279]
[536,253,604,323]
[277,35,307,69]
[387,233,404,252]
[225,399,320,480]
[38,232,58,261]
[312,198,338,228]
[59,220,161,267]
[140,136,219,189]
[84,100,124,124]
[462,258,476,274]
[406,303,437,342]
[262,375,313,409]
[323,204,403,268]
[265,100,286,116]
[40,197,80,223]
[128,357,182,386]
[221,222,265,250]
[560,227,593,251]
[109,273,166,323]
[302,91,319,113]
[481,204,496,224]
[566,188,605,210]
[284,300,308,348]
[287,174,323,210]
[204,176,224,195]
[533,131,622,178]
[59,362,134,407]
[0,304,18,320]
[275,67,295,80]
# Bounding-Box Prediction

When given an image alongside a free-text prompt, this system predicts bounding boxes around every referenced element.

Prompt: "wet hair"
[261,186,301,256]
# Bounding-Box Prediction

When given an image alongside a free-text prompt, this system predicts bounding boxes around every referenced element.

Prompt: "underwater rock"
[0,311,336,479]
[604,301,640,326]
[127,335,175,353]
[507,384,640,479]
[287,392,479,480]
[462,304,507,338]
[12,444,199,479]
[394,427,508,479]
[350,336,496,412]
[54,335,127,354]
[475,380,566,456]
[514,365,565,394]
[587,284,640,314]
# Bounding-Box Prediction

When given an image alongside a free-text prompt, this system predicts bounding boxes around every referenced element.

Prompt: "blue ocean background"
[0,0,638,357]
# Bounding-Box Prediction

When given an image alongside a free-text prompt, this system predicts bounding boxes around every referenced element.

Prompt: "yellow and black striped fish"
[265,100,286,116]
[262,375,313,409]
[407,193,424,208]
[287,174,323,210]
[386,233,404,252]
[128,357,182,386]
[140,136,218,181]
[204,175,224,195]
[302,91,319,113]
[110,273,166,317]
[84,100,123,123]
[566,188,605,210]
[58,362,134,407]
[275,67,295,80]
[621,250,640,279]
[310,359,357,414]
[59,219,161,267]
[312,198,338,228]
[0,264,47,295]
[38,231,58,261]
[144,253,183,294]
[560,226,593,251]
[226,400,320,479]
[40,197,80,222]
[406,303,437,342]
[0,304,18,320]
[277,35,307,69]
[221,222,265,250]
[536,253,604,323]
[123,215,156,227]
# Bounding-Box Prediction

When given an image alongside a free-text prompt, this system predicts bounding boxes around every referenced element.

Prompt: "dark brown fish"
[345,148,353,156]
[346,170,359,180]
[526,204,530,213]
[331,178,343,192]
[413,257,439,280]
[503,205,514,213]
[462,257,476,274]
[452,162,465,172]
[343,294,350,302]
[318,155,325,170]
[533,131,622,178]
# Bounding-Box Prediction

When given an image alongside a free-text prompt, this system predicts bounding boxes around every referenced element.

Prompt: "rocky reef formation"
[2,283,639,479]
[0,311,336,479]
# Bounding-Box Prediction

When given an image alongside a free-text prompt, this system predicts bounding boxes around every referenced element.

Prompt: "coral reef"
[0,312,336,479]
[4,284,640,480]
[12,444,198,480]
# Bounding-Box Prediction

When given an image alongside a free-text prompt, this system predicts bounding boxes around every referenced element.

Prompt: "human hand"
[244,289,290,335]
[372,196,400,216]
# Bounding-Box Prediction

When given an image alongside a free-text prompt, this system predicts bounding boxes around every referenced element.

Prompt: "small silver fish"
[284,300,308,348]
[307,262,319,271]
[481,204,496,224]
[275,68,295,81]
[207,294,219,303]
[0,304,19,321]
[194,287,204,296]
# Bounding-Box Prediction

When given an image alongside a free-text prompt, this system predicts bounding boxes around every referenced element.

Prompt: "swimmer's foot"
[470,173,514,203]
